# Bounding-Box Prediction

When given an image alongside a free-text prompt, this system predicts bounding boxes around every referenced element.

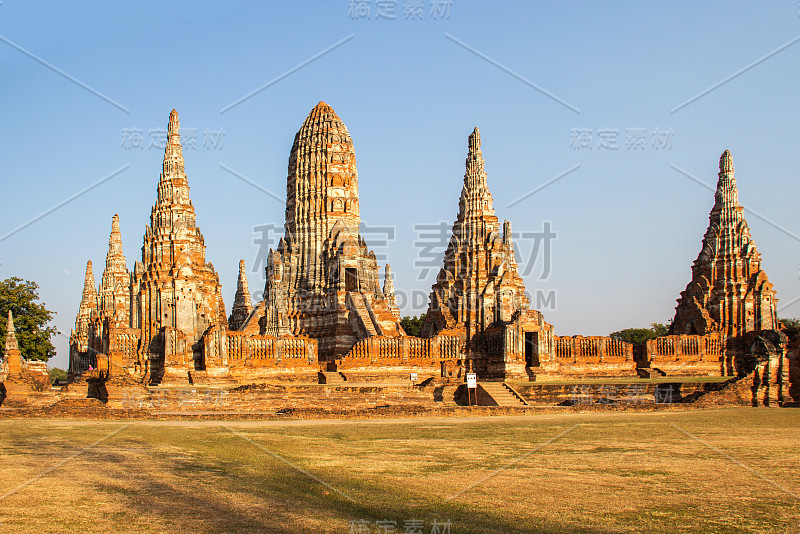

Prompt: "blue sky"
[2,1,800,370]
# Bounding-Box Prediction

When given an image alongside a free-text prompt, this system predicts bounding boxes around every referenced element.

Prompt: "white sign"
[466,373,477,389]
[410,372,418,382]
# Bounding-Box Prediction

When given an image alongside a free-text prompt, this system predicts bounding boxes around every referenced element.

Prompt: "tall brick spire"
[284,101,361,290]
[670,150,778,337]
[464,127,490,192]
[162,110,186,183]
[106,214,126,269]
[383,264,397,310]
[5,310,23,375]
[457,127,498,257]
[82,260,97,304]
[132,109,227,372]
[72,260,97,356]
[229,259,253,331]
[708,149,742,230]
[423,128,529,339]
[144,108,199,269]
[6,310,20,354]
[98,214,130,325]
[258,101,403,357]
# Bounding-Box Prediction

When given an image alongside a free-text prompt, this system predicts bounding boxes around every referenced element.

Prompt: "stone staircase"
[370,299,404,336]
[433,384,459,406]
[318,371,347,385]
[479,382,529,407]
[346,293,380,337]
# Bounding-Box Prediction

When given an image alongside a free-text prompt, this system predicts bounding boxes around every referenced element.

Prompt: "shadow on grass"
[78,426,627,534]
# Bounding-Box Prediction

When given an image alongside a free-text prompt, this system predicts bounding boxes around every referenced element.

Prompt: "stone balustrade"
[340,334,462,365]
[646,334,721,362]
[550,335,633,363]
[226,332,317,366]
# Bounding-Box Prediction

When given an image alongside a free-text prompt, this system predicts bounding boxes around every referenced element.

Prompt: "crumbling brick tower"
[4,310,23,377]
[666,150,789,403]
[228,259,253,331]
[422,128,553,379]
[130,109,228,379]
[246,102,403,360]
[671,150,779,339]
[69,260,99,376]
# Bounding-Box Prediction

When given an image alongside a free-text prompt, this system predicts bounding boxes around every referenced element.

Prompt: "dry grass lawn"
[0,408,798,533]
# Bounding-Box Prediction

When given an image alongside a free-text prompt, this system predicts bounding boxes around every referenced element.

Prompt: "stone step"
[369,299,403,336]
[347,293,380,337]
[434,385,459,406]
[479,382,529,407]
[318,371,346,385]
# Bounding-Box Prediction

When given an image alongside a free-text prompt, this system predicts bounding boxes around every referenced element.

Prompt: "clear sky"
[2,1,799,371]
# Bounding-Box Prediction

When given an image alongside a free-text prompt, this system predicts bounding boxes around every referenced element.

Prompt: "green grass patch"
[0,408,797,533]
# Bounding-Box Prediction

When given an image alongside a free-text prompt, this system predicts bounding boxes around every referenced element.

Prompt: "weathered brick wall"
[100,383,436,412]
[645,334,723,376]
[338,334,462,370]
[513,380,731,405]
[531,335,636,379]
[788,337,800,404]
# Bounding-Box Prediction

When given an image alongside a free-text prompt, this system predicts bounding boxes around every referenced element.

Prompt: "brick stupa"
[98,215,130,327]
[670,150,779,337]
[242,102,403,359]
[422,128,531,342]
[131,109,228,375]
[421,128,565,379]
[4,310,22,377]
[228,259,253,331]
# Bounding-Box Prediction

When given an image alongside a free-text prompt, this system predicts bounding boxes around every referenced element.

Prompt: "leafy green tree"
[780,317,800,330]
[609,328,658,346]
[0,277,59,361]
[400,314,426,337]
[48,367,68,384]
[610,323,669,346]
[650,322,669,337]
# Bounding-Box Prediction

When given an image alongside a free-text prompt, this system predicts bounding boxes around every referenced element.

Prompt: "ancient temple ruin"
[69,110,229,384]
[69,261,97,375]
[131,109,228,381]
[99,215,131,326]
[421,128,633,380]
[62,105,793,405]
[4,311,22,378]
[670,150,779,337]
[240,102,404,360]
[646,150,789,404]
[2,310,48,390]
[228,260,253,332]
